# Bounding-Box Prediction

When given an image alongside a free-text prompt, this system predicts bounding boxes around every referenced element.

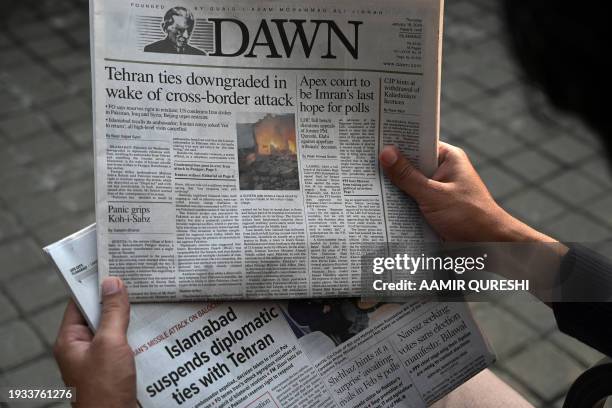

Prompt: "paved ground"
[0,0,610,407]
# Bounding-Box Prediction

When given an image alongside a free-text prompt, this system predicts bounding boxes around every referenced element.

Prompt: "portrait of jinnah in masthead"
[144,7,205,55]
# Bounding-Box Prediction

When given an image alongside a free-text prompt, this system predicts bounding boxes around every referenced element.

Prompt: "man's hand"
[54,277,136,408]
[379,142,552,242]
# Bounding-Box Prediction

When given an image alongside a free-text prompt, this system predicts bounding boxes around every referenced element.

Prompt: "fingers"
[438,141,453,165]
[432,142,475,182]
[97,277,130,343]
[439,141,472,166]
[380,145,438,201]
[438,141,466,162]
[55,300,93,352]
[59,299,87,329]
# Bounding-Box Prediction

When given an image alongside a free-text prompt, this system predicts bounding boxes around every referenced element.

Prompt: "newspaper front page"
[46,225,494,408]
[92,0,443,300]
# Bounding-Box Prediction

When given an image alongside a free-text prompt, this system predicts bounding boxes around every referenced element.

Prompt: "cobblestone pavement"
[0,0,610,407]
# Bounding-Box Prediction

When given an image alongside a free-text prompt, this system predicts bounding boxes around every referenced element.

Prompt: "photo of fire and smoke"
[236,112,300,190]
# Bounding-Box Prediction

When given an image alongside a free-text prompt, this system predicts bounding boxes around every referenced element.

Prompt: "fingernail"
[380,147,398,166]
[102,277,121,296]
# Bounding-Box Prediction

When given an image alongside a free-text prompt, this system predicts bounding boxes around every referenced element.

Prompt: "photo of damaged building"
[237,113,300,190]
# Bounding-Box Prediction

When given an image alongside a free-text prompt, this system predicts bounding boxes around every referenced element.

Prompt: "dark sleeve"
[552,244,612,357]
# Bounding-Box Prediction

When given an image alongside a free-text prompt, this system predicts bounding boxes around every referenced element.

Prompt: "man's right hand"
[379,142,552,243]
[54,277,137,408]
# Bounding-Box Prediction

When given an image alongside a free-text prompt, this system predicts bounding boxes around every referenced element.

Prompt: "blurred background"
[0,0,610,407]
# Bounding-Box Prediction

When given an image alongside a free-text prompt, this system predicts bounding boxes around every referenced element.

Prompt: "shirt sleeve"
[552,244,612,357]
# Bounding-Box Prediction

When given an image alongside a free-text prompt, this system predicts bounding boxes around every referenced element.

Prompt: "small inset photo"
[280,300,403,361]
[143,7,206,55]
[236,113,299,190]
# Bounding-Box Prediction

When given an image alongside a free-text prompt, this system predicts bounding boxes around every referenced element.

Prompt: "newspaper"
[91,0,444,301]
[45,225,494,408]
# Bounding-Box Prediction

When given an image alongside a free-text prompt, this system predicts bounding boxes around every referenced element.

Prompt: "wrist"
[490,206,569,301]
[492,206,555,243]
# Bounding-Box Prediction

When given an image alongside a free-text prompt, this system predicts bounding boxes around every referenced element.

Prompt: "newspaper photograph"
[91,0,444,301]
[45,225,494,408]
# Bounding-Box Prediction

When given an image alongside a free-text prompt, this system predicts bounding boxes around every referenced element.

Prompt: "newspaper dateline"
[45,224,494,408]
[92,0,443,301]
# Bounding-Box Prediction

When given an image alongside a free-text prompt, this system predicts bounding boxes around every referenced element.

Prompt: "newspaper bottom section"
[45,225,494,408]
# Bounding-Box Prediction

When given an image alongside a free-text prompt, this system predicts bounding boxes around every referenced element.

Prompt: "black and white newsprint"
[91,0,444,301]
[46,225,494,408]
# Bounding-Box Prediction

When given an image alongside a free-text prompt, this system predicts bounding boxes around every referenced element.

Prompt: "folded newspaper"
[46,225,494,408]
[92,0,444,301]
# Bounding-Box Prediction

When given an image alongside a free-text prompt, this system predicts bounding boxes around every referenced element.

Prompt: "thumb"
[97,277,130,341]
[379,145,435,202]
